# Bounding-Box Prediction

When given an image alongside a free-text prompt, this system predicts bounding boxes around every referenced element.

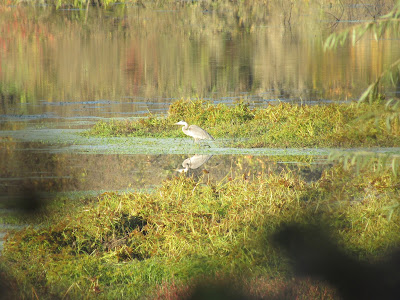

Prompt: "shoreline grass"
[86,99,400,148]
[1,164,400,298]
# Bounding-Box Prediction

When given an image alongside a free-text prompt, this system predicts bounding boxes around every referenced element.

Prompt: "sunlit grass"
[87,99,400,148]
[1,164,400,298]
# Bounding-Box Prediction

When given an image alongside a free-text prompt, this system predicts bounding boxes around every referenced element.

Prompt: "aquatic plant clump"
[87,99,400,148]
[1,165,400,298]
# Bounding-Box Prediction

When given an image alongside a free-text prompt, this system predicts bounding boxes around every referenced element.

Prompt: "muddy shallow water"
[0,128,332,193]
[2,126,399,194]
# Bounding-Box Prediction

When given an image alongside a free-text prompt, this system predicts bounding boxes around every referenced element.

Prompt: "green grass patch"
[87,99,400,148]
[1,165,400,298]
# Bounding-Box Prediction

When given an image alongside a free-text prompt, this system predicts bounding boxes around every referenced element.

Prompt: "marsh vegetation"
[88,99,400,148]
[1,0,400,299]
[2,165,400,298]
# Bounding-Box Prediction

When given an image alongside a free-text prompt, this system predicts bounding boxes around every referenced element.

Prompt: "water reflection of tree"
[0,2,396,114]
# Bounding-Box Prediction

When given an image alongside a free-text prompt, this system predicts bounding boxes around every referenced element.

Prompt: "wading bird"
[175,121,214,142]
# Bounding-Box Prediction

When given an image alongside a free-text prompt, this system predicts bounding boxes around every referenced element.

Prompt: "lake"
[1,1,399,195]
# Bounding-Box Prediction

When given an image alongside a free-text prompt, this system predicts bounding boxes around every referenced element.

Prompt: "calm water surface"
[1,3,399,123]
[0,2,399,199]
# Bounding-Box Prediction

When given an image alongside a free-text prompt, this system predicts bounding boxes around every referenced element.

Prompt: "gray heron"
[174,121,214,141]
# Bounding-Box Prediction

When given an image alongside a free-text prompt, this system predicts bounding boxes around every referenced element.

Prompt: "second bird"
[175,121,214,142]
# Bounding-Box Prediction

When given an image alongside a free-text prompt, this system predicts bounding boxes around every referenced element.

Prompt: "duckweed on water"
[87,99,400,148]
[1,165,400,298]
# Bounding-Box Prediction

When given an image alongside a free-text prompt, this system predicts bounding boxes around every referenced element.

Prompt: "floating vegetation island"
[88,99,400,148]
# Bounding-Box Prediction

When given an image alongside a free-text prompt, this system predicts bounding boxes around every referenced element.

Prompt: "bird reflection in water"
[177,154,213,174]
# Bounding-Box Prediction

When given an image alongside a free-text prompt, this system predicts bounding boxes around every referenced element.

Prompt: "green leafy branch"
[325,2,400,175]
[329,150,400,177]
[324,2,400,51]
[324,1,400,104]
